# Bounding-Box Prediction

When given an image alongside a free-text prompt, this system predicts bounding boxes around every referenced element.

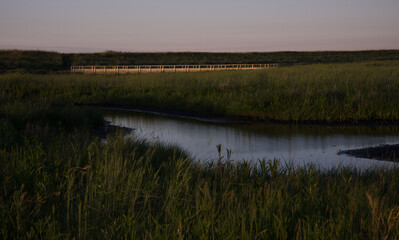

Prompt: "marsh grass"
[2,61,399,239]
[1,126,399,239]
[0,102,399,239]
[1,61,399,123]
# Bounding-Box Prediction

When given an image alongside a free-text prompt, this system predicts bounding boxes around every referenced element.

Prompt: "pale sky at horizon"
[0,0,398,53]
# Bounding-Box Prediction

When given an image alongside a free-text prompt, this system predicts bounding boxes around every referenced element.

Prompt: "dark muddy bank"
[338,144,399,162]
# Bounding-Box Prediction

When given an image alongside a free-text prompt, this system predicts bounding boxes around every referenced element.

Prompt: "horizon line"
[1,47,399,54]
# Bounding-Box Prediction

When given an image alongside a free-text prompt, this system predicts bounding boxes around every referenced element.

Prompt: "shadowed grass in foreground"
[1,123,399,239]
[1,61,399,123]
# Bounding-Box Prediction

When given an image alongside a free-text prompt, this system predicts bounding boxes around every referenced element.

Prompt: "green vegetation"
[0,50,65,73]
[2,61,399,123]
[1,109,399,239]
[2,58,399,238]
[2,49,399,73]
[65,50,399,66]
[1,97,399,239]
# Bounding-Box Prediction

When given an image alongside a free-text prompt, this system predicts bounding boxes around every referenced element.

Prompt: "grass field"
[1,61,399,239]
[2,61,399,123]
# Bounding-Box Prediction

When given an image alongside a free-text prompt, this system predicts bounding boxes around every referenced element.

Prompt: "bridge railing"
[70,63,278,74]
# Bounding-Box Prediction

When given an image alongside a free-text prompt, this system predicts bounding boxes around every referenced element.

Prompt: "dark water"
[105,110,399,169]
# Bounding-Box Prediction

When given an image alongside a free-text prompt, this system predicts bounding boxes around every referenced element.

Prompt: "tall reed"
[1,125,399,239]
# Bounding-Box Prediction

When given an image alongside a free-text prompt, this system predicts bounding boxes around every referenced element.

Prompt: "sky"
[0,0,398,52]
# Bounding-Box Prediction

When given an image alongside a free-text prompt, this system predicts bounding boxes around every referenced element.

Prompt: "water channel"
[105,109,399,169]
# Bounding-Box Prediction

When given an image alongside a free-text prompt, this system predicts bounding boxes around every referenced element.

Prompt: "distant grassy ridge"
[1,49,399,73]
[2,61,399,123]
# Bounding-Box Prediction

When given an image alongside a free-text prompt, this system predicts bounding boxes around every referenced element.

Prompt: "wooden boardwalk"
[70,63,278,74]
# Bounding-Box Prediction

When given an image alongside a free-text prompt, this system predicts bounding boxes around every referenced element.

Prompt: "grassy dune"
[2,61,399,123]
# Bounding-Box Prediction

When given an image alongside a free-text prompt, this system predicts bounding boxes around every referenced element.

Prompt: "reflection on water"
[104,110,399,169]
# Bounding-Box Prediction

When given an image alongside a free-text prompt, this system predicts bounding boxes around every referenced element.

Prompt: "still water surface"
[105,110,399,169]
